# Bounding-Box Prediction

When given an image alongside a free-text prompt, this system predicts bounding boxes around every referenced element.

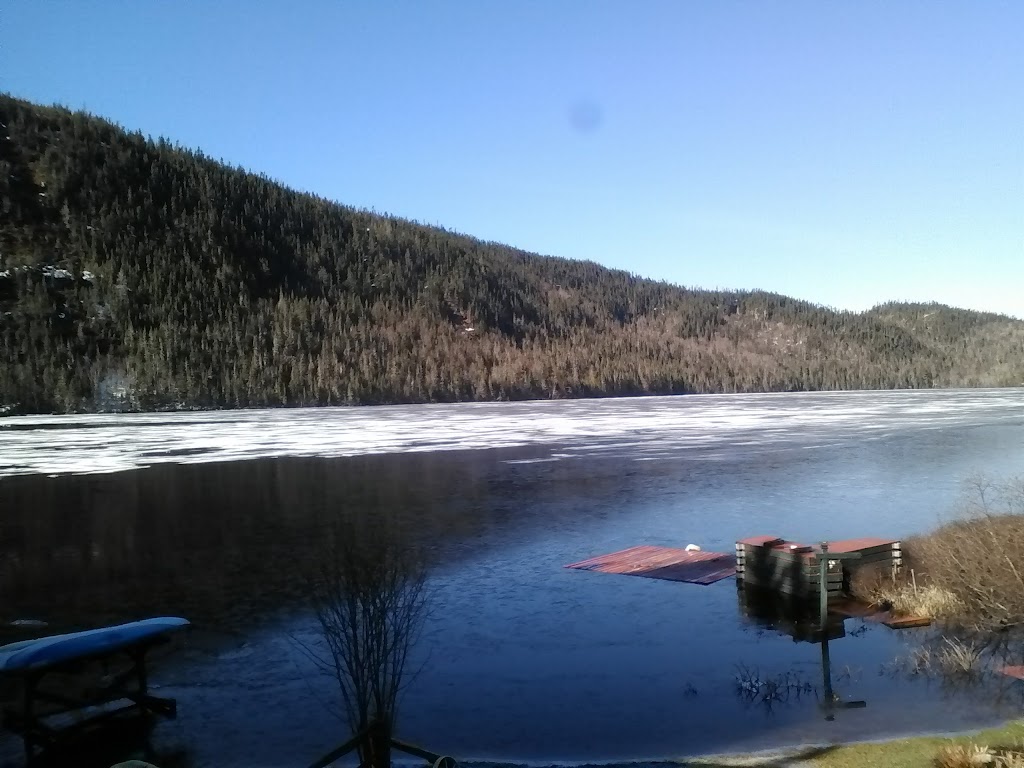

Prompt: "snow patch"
[42,266,74,280]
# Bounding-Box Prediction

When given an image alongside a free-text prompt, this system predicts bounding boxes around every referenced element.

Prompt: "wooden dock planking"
[736,535,786,547]
[828,597,883,619]
[565,546,736,585]
[827,537,900,554]
[999,665,1024,681]
[736,533,902,599]
[883,615,932,629]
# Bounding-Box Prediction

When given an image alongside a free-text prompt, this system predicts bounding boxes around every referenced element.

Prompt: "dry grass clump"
[889,584,964,619]
[934,743,993,768]
[935,742,1024,768]
[849,562,962,619]
[888,634,987,680]
[934,636,984,677]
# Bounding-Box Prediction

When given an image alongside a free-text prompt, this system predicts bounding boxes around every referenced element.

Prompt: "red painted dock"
[565,545,735,586]
[736,533,902,599]
[828,598,883,619]
[858,609,932,628]
[999,665,1024,681]
[827,537,898,553]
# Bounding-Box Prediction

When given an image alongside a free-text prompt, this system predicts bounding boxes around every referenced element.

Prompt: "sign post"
[815,542,866,719]
[815,541,861,628]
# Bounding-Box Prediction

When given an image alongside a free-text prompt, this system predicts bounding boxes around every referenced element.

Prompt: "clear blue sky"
[5,1,1022,318]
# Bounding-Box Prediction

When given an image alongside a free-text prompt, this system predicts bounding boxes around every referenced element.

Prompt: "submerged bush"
[934,636,985,677]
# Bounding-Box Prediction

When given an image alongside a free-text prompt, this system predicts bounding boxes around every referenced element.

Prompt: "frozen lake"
[1,388,1023,766]
[2,388,1022,477]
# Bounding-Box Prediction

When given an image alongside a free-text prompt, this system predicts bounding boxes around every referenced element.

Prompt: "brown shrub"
[852,476,1024,628]
[848,560,897,604]
[905,476,1024,629]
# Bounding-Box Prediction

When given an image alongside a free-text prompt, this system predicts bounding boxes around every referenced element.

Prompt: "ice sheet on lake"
[0,389,1022,478]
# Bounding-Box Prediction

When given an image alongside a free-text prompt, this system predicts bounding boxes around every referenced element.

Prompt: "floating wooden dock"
[999,665,1024,681]
[829,537,905,586]
[882,614,931,629]
[565,545,735,585]
[566,535,901,594]
[828,597,884,619]
[735,535,902,600]
[735,536,843,598]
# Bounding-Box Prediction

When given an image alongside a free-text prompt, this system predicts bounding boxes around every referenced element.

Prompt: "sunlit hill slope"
[2,95,1023,414]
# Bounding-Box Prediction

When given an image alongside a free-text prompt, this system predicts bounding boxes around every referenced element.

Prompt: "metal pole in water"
[821,635,834,720]
[819,542,834,720]
[819,541,829,630]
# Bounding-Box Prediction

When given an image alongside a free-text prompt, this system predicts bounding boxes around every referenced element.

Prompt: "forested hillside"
[2,95,1023,414]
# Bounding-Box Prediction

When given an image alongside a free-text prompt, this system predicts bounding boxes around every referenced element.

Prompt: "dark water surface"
[1,389,1024,766]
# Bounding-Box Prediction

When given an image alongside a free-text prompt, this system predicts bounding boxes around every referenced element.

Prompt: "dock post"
[367,716,392,768]
[821,635,834,720]
[819,541,829,631]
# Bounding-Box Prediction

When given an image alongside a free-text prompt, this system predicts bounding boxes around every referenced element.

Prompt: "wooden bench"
[0,617,189,765]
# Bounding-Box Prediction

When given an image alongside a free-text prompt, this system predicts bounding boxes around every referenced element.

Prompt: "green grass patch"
[680,720,1024,768]
[808,720,1024,768]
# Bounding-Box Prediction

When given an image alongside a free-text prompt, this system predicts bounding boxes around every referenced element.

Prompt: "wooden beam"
[307,729,368,768]
[391,737,442,762]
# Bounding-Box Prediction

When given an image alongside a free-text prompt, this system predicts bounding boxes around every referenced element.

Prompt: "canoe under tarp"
[0,617,189,673]
[0,616,190,765]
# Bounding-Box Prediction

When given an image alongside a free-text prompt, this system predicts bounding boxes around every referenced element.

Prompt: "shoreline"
[443,718,1024,767]
[2,384,1023,420]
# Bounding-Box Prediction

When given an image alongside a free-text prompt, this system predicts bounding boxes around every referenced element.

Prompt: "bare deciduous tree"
[305,514,430,768]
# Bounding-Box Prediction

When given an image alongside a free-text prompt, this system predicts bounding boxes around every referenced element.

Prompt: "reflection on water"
[1,392,1024,766]
[0,450,599,630]
[738,586,848,644]
[734,587,866,721]
[882,627,1024,706]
